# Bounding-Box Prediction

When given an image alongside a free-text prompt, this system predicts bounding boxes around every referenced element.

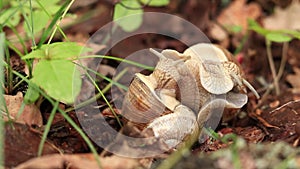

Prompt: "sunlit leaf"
[22,42,90,60]
[140,0,170,6]
[266,33,292,43]
[32,60,81,104]
[22,48,45,59]
[24,83,40,104]
[248,19,269,36]
[24,10,49,35]
[113,0,143,32]
[0,7,21,27]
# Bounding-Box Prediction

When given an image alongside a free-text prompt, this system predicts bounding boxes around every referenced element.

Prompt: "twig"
[269,100,300,114]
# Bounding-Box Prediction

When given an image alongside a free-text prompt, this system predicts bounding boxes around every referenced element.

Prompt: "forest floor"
[3,0,300,169]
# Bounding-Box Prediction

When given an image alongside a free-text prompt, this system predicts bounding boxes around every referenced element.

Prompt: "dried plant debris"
[2,92,43,126]
[172,138,300,169]
[263,1,300,30]
[5,123,60,167]
[15,154,143,169]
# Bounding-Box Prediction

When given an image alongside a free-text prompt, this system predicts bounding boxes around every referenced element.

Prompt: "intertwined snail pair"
[121,43,260,148]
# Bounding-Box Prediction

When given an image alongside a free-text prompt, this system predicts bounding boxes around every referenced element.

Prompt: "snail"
[121,43,259,149]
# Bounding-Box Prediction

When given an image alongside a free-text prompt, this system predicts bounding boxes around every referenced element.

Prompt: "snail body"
[121,43,259,149]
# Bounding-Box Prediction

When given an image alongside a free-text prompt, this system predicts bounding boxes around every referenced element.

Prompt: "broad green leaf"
[40,42,89,60]
[140,0,169,6]
[113,0,143,32]
[281,29,300,40]
[32,60,81,104]
[22,42,89,60]
[22,48,45,59]
[266,33,292,43]
[30,0,60,14]
[248,19,269,36]
[31,0,60,9]
[0,7,21,27]
[24,10,49,35]
[24,82,40,104]
[38,1,70,47]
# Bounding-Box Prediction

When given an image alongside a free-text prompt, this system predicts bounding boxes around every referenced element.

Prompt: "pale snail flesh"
[121,43,260,149]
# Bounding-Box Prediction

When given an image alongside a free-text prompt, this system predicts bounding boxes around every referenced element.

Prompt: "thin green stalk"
[0,4,24,30]
[19,0,35,48]
[47,0,75,45]
[276,42,289,81]
[16,102,26,119]
[234,33,248,55]
[5,40,24,57]
[57,107,103,169]
[38,101,59,156]
[78,55,154,71]
[266,39,280,95]
[12,75,28,91]
[85,69,123,127]
[0,41,13,122]
[5,45,12,94]
[156,128,201,169]
[38,1,70,47]
[7,25,28,54]
[56,26,69,41]
[221,134,241,169]
[28,0,36,48]
[35,0,69,42]
[65,68,128,113]
[12,71,102,169]
[0,32,5,167]
[35,0,51,17]
[76,63,127,90]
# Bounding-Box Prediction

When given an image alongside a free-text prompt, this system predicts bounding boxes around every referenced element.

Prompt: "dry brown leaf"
[3,92,43,126]
[15,154,142,169]
[286,67,300,94]
[263,1,300,30]
[217,0,261,33]
[209,23,229,42]
[5,123,60,167]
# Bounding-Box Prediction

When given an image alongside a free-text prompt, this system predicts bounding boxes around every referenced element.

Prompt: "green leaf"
[41,42,89,60]
[248,19,269,36]
[24,10,49,35]
[32,60,82,104]
[30,0,60,15]
[140,0,169,6]
[0,7,21,27]
[38,1,70,47]
[266,32,292,43]
[24,82,40,104]
[22,48,45,59]
[281,30,300,40]
[231,25,242,33]
[113,0,143,32]
[22,42,89,60]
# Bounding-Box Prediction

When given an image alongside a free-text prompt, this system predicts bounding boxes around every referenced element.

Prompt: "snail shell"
[121,43,259,149]
[184,43,259,98]
[121,73,177,129]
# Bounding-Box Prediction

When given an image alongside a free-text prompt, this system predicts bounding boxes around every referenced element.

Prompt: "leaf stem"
[0,32,4,168]
[47,0,75,45]
[266,39,280,95]
[37,101,60,156]
[65,68,128,113]
[276,42,289,81]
